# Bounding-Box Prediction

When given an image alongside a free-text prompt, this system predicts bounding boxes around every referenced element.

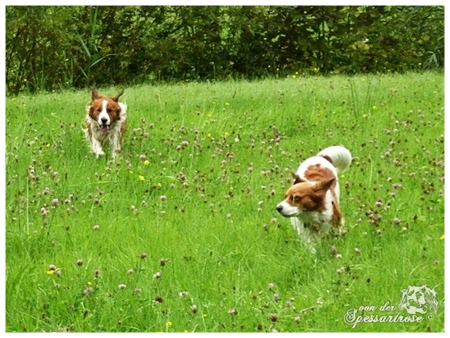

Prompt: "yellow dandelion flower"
[157,183,162,188]
[225,102,230,106]
[166,321,173,328]
[47,270,55,275]
[224,132,229,137]
[129,170,133,174]
[207,133,212,138]
[144,160,150,166]
[138,175,145,181]
[87,281,92,286]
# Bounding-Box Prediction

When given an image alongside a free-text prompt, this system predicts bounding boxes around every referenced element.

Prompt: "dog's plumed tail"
[317,146,352,174]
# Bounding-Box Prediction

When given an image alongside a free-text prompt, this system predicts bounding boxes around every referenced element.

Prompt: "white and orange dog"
[276,146,352,251]
[85,88,127,158]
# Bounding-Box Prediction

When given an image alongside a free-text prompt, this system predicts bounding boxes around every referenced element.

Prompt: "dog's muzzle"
[100,118,110,133]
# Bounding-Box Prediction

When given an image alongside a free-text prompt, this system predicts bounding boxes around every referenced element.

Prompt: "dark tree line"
[6,6,444,95]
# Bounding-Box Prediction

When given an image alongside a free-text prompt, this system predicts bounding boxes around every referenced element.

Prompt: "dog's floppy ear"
[313,177,335,193]
[91,87,101,101]
[292,173,304,185]
[112,88,125,102]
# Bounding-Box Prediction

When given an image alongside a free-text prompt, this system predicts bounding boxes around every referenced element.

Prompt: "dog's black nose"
[276,205,283,213]
[101,117,108,124]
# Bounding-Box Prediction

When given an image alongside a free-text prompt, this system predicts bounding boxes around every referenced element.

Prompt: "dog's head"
[88,88,125,133]
[276,176,335,218]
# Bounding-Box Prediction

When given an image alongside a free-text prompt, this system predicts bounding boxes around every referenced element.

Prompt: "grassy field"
[5,72,444,332]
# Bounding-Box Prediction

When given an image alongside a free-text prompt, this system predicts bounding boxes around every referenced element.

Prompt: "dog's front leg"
[91,138,105,157]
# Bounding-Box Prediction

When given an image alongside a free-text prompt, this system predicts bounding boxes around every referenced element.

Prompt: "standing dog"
[85,88,127,158]
[276,146,352,252]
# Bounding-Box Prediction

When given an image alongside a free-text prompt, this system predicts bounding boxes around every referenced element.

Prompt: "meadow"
[5,72,444,332]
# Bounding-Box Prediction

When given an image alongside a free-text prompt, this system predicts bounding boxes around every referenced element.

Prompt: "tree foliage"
[5,6,444,94]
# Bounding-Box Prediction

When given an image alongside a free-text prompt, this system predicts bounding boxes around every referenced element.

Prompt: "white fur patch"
[97,100,111,125]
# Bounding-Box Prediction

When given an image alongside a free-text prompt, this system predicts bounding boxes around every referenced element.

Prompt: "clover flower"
[228,308,238,315]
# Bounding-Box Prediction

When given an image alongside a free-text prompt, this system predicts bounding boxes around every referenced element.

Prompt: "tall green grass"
[5,72,444,332]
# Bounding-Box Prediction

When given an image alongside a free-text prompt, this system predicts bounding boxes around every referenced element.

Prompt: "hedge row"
[6,6,444,94]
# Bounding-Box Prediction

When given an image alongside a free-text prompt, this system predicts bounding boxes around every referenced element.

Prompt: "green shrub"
[5,6,444,94]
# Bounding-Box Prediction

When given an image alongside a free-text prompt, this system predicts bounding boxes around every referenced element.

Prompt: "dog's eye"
[292,195,302,203]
